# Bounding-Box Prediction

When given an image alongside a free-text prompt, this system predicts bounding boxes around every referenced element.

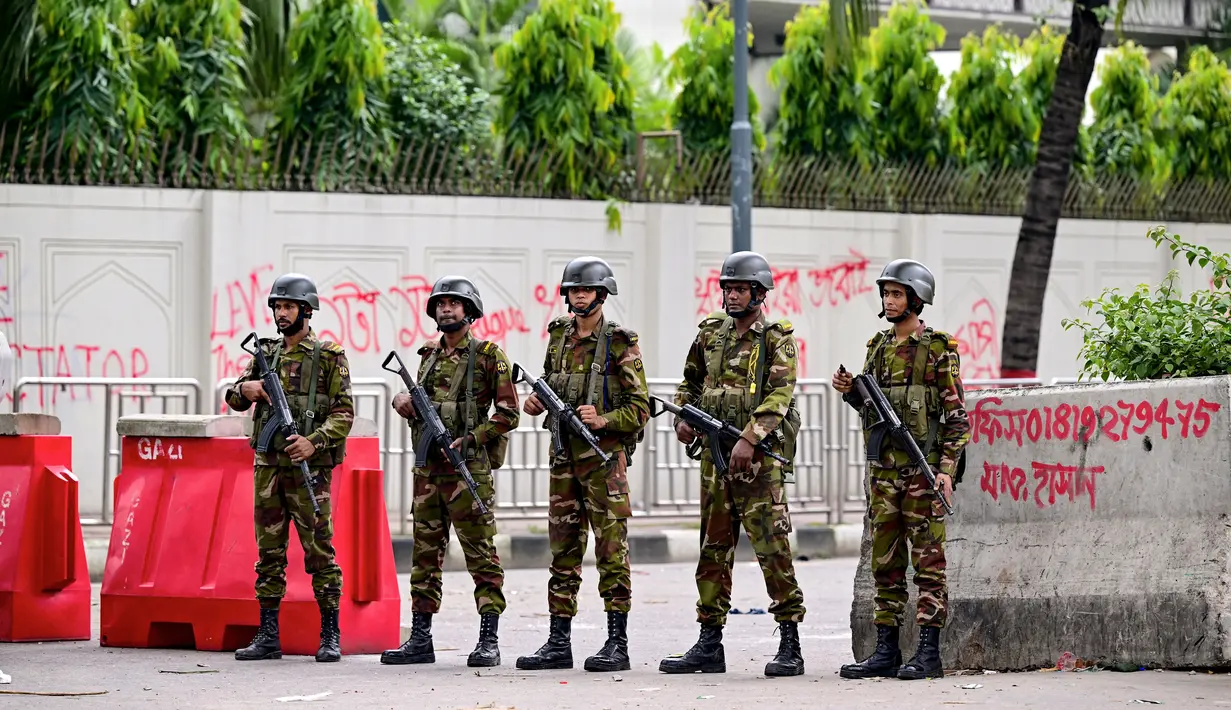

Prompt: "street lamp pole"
[731,0,752,253]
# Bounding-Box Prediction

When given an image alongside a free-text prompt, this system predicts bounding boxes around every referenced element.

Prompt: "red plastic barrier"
[0,427,91,642]
[100,422,400,656]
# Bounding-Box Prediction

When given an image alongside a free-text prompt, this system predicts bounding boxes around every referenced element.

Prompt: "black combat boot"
[764,621,805,676]
[516,615,573,670]
[839,624,902,679]
[381,611,435,664]
[316,606,341,662]
[584,611,631,672]
[234,606,282,661]
[897,626,943,679]
[658,624,725,674]
[467,613,501,667]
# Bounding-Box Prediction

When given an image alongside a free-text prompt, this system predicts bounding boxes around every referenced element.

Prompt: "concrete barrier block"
[851,376,1231,671]
[0,413,61,436]
[116,414,248,438]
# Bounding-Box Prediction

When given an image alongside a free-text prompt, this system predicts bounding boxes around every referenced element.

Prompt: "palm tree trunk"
[999,0,1107,379]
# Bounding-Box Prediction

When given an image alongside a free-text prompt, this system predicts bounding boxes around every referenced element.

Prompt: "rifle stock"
[381,350,489,515]
[848,368,954,515]
[241,332,321,516]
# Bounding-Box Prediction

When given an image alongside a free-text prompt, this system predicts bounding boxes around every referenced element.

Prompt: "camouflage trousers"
[253,465,342,610]
[868,465,948,627]
[410,471,506,616]
[695,455,805,626]
[546,451,632,616]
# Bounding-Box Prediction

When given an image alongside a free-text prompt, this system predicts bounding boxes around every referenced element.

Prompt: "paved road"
[2,558,1226,709]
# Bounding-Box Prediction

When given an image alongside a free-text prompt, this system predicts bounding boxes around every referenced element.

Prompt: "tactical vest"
[695,314,800,483]
[861,328,943,462]
[416,339,509,471]
[250,339,347,465]
[544,317,644,463]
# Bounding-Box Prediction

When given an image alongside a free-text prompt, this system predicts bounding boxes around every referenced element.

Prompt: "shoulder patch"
[338,364,350,378]
[768,318,795,334]
[547,314,572,332]
[633,357,643,372]
[321,341,344,355]
[480,341,498,355]
[495,359,509,375]
[610,323,639,345]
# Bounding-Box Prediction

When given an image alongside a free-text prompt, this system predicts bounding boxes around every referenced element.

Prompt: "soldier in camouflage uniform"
[659,251,806,678]
[226,273,355,663]
[833,259,970,681]
[515,256,650,674]
[380,276,520,668]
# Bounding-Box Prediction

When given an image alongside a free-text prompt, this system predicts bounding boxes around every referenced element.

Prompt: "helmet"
[875,259,935,304]
[719,251,775,291]
[559,256,618,296]
[426,275,484,320]
[267,273,320,310]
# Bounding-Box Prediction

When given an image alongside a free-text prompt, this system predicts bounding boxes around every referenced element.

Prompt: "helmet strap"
[276,304,310,336]
[567,291,605,317]
[722,284,764,319]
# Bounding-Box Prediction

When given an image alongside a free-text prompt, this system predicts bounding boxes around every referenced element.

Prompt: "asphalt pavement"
[1,558,1226,709]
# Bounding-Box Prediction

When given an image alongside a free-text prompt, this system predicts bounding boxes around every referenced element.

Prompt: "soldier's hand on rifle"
[831,367,853,393]
[730,436,755,473]
[450,434,472,451]
[241,380,271,404]
[285,434,316,464]
[577,405,606,430]
[936,472,954,504]
[524,394,545,416]
[393,392,415,419]
[675,421,697,445]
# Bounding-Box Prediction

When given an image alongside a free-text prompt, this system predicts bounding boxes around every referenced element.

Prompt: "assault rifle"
[381,351,488,514]
[841,364,954,515]
[649,395,789,473]
[241,332,320,515]
[510,363,610,464]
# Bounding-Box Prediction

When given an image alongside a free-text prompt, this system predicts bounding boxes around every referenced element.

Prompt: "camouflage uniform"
[515,312,650,672]
[676,311,805,626]
[541,314,649,617]
[842,324,970,629]
[225,328,355,611]
[406,333,519,617]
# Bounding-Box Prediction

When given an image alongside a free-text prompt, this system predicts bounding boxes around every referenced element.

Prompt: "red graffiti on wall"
[694,251,876,321]
[953,299,1000,381]
[807,250,875,307]
[2,343,149,407]
[980,460,1104,510]
[970,396,1223,446]
[210,267,533,382]
[0,251,11,326]
[534,282,565,339]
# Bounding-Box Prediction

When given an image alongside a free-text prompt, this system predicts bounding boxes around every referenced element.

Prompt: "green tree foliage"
[768,2,873,161]
[863,0,945,164]
[386,0,534,95]
[134,0,251,171]
[237,0,301,136]
[1159,45,1231,182]
[18,0,149,166]
[1063,227,1231,380]
[1018,25,1092,172]
[383,21,490,148]
[1089,41,1168,182]
[944,25,1037,169]
[667,2,764,153]
[493,0,635,195]
[278,0,391,177]
[617,29,674,135]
